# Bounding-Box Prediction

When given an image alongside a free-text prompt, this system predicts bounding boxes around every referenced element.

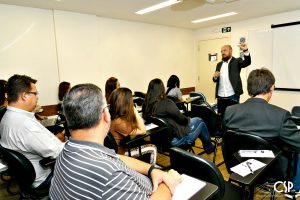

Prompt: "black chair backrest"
[291,106,300,118]
[189,91,206,101]
[222,130,273,173]
[133,97,144,107]
[104,132,118,153]
[146,116,173,152]
[170,147,225,200]
[190,104,221,137]
[134,91,146,99]
[0,106,6,122]
[58,113,70,138]
[217,98,238,117]
[0,146,36,191]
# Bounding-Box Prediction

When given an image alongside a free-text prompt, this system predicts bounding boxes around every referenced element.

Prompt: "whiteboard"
[273,24,300,90]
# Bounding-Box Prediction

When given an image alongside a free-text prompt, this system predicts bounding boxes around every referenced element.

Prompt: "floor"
[0,138,296,200]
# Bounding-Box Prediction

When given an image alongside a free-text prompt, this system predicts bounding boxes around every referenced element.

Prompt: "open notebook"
[172,174,206,200]
[41,115,58,127]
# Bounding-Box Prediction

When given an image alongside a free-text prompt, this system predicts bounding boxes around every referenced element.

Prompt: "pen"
[246,161,254,174]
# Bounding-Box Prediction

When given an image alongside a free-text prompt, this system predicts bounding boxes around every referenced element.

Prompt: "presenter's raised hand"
[238,42,248,51]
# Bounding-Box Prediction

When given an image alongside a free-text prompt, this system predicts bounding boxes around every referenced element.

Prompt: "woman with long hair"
[143,78,214,153]
[105,77,120,101]
[109,87,157,164]
[166,75,182,100]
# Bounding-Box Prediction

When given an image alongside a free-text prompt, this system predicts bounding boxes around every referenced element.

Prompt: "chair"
[189,91,206,101]
[169,147,243,200]
[146,116,194,154]
[222,130,274,174]
[0,145,49,199]
[222,130,298,199]
[104,132,118,153]
[190,104,223,164]
[291,106,300,117]
[133,91,146,99]
[57,113,70,139]
[145,116,173,153]
[217,98,238,119]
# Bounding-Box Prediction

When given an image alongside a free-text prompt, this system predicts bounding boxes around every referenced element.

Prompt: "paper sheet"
[0,162,7,171]
[238,150,275,158]
[172,174,206,200]
[145,123,158,131]
[230,159,266,177]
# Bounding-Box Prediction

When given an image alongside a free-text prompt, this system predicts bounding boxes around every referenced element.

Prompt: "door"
[196,37,230,103]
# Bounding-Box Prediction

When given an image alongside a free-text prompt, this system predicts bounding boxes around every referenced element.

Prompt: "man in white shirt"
[0,74,64,189]
[212,43,251,103]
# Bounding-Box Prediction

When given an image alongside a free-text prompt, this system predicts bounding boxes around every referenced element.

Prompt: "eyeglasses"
[102,104,110,112]
[26,91,39,96]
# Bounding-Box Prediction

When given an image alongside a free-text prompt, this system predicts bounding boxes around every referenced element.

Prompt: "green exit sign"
[222,27,231,33]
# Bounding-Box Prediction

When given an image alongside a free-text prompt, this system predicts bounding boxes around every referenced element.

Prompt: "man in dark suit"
[213,43,251,103]
[224,68,300,190]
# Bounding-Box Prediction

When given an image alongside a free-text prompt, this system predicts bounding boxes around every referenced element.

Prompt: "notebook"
[172,174,206,200]
[41,115,58,127]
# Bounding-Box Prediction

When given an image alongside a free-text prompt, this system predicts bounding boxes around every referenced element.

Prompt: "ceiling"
[1,0,300,29]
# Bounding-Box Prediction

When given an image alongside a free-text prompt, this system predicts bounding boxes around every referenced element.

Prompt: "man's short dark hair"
[7,74,37,103]
[63,83,105,130]
[247,68,275,97]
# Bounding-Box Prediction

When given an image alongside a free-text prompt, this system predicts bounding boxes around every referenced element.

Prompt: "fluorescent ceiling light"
[192,12,238,23]
[135,0,181,15]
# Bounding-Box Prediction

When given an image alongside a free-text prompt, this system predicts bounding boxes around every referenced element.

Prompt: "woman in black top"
[143,78,214,153]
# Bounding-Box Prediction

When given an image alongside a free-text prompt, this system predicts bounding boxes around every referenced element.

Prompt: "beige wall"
[0,4,196,105]
[1,3,300,111]
[194,10,300,111]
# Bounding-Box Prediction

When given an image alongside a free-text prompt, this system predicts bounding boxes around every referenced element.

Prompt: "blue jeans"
[227,95,240,103]
[171,117,214,152]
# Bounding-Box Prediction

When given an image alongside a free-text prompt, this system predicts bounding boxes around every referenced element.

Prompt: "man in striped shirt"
[49,83,182,200]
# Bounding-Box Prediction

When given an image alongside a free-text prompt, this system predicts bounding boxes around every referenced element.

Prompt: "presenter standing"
[212,43,251,103]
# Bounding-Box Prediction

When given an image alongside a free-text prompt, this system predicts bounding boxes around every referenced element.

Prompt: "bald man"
[212,43,251,102]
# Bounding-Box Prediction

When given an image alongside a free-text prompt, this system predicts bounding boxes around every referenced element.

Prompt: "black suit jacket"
[213,55,251,98]
[224,98,300,179]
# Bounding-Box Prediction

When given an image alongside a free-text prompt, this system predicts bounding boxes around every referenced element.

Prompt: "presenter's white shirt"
[218,58,235,97]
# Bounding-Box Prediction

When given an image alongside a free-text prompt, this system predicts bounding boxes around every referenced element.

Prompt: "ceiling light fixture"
[135,0,181,15]
[192,12,238,23]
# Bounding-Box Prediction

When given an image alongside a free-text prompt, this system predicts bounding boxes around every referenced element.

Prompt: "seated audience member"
[142,79,214,153]
[223,68,300,188]
[109,87,157,164]
[105,77,120,101]
[0,74,64,189]
[0,80,7,108]
[58,81,71,112]
[166,75,182,100]
[49,83,182,200]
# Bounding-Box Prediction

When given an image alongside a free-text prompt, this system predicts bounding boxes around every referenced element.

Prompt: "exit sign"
[222,27,231,33]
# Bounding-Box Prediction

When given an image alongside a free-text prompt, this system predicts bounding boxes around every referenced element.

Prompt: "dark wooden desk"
[229,149,281,199]
[189,182,219,200]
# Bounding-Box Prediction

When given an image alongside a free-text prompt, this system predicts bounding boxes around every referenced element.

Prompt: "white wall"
[194,10,300,111]
[0,4,195,105]
[1,3,300,111]
[0,4,59,105]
